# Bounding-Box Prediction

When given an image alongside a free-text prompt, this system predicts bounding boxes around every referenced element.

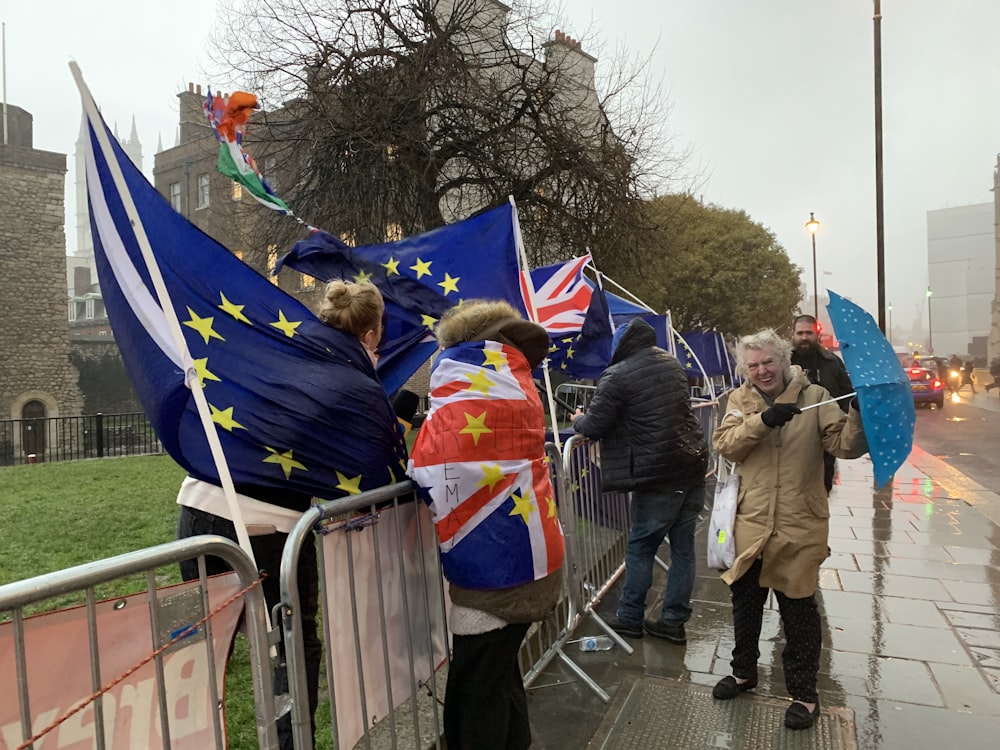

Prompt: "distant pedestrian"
[571,318,708,644]
[711,329,868,730]
[789,314,853,494]
[985,358,1000,394]
[961,359,977,394]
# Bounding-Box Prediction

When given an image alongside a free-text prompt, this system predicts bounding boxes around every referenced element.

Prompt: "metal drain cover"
[595,679,856,750]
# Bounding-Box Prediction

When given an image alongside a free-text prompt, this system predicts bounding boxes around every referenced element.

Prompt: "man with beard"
[790,314,854,493]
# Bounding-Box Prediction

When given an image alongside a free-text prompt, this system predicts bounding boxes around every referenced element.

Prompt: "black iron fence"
[0,413,162,466]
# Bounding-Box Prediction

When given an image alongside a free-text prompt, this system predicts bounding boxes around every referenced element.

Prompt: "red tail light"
[933,379,943,389]
[909,368,923,375]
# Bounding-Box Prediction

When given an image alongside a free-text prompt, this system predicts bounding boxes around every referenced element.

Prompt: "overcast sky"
[5,1,999,335]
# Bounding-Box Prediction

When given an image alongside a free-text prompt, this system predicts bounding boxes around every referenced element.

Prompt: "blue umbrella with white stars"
[826,290,915,488]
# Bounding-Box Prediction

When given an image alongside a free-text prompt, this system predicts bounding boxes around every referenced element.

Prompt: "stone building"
[0,104,84,459]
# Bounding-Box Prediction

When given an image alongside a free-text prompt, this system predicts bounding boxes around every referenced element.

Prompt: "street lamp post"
[805,212,821,319]
[926,287,934,353]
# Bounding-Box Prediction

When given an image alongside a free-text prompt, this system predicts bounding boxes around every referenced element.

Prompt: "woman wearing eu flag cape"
[176,280,395,750]
[408,300,565,750]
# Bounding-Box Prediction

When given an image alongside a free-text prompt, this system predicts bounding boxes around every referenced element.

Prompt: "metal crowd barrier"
[280,482,449,750]
[0,536,277,750]
[277,395,730,747]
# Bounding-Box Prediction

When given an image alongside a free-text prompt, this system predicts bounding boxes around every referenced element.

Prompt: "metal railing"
[0,536,277,750]
[0,412,162,466]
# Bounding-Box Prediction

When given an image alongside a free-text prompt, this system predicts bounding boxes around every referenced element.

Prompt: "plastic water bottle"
[578,635,614,652]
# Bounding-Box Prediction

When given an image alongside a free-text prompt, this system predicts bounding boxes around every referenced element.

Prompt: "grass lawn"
[0,454,332,749]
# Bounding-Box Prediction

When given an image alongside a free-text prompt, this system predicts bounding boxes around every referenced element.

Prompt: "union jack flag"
[521,255,593,335]
[407,341,565,590]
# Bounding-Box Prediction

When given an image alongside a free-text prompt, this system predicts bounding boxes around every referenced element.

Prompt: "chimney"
[74,266,92,296]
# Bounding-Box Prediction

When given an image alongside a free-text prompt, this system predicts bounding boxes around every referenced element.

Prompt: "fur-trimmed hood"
[435,300,549,369]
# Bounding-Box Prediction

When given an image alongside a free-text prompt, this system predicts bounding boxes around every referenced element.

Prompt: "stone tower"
[0,104,84,457]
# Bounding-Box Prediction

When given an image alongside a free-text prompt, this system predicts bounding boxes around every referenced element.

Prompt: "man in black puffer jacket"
[571,318,708,644]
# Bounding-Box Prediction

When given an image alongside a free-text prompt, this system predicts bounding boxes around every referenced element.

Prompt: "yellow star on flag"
[548,343,558,353]
[218,292,252,325]
[183,307,225,345]
[271,310,302,338]
[192,358,221,388]
[465,369,496,395]
[546,495,557,519]
[437,273,460,295]
[460,411,492,445]
[421,314,438,330]
[353,268,373,284]
[477,464,506,493]
[335,471,363,495]
[410,257,432,279]
[566,346,575,359]
[382,257,400,275]
[509,489,535,523]
[210,404,245,432]
[263,447,307,479]
[482,349,508,370]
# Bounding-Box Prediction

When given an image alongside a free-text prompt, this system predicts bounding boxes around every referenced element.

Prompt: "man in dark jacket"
[790,314,854,493]
[571,318,708,643]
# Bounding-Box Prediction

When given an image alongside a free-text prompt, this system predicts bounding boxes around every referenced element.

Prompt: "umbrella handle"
[799,392,857,411]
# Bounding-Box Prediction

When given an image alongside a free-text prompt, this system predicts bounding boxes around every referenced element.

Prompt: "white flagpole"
[597,271,656,312]
[799,392,856,411]
[508,196,563,450]
[70,62,258,570]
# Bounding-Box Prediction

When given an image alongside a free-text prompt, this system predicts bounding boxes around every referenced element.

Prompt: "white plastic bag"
[707,458,738,570]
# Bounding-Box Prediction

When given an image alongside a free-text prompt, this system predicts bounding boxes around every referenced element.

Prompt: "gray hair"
[734,329,793,379]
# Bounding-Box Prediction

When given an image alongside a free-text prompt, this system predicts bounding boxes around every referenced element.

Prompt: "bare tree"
[214,0,686,269]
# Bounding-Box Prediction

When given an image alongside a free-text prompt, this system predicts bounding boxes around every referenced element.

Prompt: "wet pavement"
[525,411,1000,749]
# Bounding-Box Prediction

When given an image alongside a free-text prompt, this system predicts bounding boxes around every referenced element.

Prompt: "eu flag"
[83,94,408,501]
[276,206,528,394]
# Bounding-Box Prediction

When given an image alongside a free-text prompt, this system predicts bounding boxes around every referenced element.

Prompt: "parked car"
[907,367,945,408]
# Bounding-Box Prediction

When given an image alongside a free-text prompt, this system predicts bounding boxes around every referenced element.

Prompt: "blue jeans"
[617,478,705,626]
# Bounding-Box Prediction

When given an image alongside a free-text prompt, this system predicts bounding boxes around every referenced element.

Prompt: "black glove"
[761,402,801,428]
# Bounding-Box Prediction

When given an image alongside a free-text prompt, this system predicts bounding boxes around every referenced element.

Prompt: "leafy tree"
[618,195,802,337]
[216,0,685,267]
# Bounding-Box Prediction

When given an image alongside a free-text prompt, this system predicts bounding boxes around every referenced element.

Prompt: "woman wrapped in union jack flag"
[408,300,565,750]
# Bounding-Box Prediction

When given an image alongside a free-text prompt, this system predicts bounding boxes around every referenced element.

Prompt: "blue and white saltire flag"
[545,281,614,380]
[827,290,914,488]
[81,77,408,501]
[276,206,528,395]
[408,341,565,589]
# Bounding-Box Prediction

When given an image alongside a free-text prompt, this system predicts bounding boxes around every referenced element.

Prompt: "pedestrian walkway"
[525,448,1000,749]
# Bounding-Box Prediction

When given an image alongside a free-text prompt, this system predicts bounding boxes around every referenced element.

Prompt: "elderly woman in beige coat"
[711,329,867,730]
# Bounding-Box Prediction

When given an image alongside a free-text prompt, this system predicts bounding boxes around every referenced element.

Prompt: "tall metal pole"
[874,1,886,333]
[811,233,819,319]
[927,287,934,353]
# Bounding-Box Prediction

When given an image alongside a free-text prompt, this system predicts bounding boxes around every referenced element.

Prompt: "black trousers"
[177,506,321,750]
[728,558,821,703]
[444,623,532,750]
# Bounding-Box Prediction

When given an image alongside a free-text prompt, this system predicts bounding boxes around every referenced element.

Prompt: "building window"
[267,244,279,286]
[301,273,316,290]
[67,302,75,322]
[85,298,95,320]
[385,223,403,242]
[197,174,211,209]
[263,157,277,191]
[232,182,243,200]
[233,249,244,262]
[169,181,181,212]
